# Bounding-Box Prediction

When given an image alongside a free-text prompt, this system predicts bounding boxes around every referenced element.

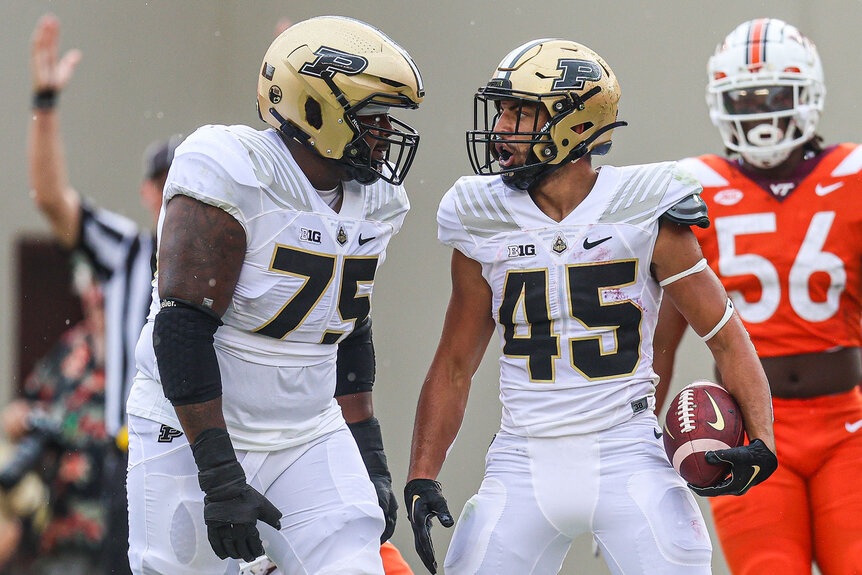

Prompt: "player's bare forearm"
[705,318,775,452]
[652,298,689,412]
[337,391,374,424]
[158,195,246,316]
[174,398,228,444]
[408,250,495,480]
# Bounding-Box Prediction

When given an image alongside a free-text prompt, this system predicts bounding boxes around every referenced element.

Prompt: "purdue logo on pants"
[157,424,184,443]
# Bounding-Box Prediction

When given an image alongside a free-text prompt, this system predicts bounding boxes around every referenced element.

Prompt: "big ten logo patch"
[507,244,536,258]
[301,228,322,244]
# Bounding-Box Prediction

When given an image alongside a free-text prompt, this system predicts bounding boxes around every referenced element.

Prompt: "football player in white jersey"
[125,16,423,575]
[404,39,777,575]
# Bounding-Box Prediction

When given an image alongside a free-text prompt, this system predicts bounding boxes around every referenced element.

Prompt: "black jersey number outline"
[499,259,642,382]
[255,245,378,340]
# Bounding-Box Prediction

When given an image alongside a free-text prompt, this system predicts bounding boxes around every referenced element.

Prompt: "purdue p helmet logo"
[299,47,368,79]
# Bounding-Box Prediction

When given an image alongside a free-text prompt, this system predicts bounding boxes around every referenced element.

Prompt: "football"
[663,380,745,488]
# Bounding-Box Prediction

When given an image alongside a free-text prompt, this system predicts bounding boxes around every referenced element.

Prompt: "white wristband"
[659,258,708,287]
[702,298,735,342]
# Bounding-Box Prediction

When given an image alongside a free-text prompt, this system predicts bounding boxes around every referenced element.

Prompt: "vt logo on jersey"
[769,182,795,197]
[300,228,322,244]
[507,244,536,258]
[300,47,368,79]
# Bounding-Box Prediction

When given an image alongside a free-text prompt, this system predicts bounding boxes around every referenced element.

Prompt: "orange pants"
[709,387,862,575]
[381,541,413,575]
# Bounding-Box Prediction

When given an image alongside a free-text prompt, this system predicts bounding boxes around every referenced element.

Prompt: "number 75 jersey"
[438,162,703,437]
[680,145,862,358]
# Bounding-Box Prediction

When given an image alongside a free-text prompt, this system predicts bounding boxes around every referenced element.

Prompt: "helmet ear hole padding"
[305,97,323,130]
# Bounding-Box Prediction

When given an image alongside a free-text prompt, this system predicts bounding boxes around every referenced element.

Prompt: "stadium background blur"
[1,2,856,573]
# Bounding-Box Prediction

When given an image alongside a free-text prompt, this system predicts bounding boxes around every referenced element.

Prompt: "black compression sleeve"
[153,298,224,406]
[335,319,375,396]
[347,417,390,479]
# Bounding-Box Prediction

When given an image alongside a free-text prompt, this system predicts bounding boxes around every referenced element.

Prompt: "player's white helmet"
[467,38,626,190]
[257,16,424,185]
[707,18,825,169]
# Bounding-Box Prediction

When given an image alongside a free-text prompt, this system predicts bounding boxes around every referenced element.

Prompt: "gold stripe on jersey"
[320,330,345,345]
[452,178,520,238]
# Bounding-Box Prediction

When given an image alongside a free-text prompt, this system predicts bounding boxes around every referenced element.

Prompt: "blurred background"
[1,1,858,573]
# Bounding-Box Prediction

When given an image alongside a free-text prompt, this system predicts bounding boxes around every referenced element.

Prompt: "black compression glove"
[348,417,397,543]
[689,438,778,497]
[404,478,454,574]
[191,428,282,562]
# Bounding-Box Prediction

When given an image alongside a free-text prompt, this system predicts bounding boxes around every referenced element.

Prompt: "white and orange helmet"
[707,18,825,168]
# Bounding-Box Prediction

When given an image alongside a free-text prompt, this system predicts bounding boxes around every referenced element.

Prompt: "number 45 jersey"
[680,145,862,358]
[438,162,702,437]
[129,125,409,450]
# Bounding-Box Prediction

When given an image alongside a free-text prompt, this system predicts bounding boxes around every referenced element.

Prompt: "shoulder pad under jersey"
[661,194,709,228]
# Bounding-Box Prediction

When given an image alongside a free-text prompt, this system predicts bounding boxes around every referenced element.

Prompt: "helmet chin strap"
[268,107,381,184]
[503,120,628,191]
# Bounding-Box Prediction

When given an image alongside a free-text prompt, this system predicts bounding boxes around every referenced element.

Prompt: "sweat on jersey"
[127,124,409,451]
[437,162,702,437]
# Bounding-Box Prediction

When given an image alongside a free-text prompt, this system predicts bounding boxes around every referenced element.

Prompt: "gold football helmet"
[467,39,625,190]
[257,16,424,185]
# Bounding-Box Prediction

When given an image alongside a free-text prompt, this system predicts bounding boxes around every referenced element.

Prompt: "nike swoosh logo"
[846,419,862,433]
[358,235,376,246]
[704,391,725,431]
[411,494,422,521]
[654,428,662,439]
[815,182,844,196]
[583,236,612,250]
[741,465,761,492]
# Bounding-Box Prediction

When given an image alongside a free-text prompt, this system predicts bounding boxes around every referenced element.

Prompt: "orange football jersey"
[679,144,862,357]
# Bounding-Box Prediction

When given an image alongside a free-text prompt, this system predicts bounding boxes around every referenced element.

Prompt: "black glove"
[404,478,454,574]
[348,417,397,543]
[689,438,778,497]
[191,428,282,562]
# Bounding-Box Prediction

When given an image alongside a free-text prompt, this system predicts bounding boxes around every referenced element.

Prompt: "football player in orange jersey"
[654,18,862,575]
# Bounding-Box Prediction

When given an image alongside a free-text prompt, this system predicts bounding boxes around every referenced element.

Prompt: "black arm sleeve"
[335,318,375,397]
[153,298,223,406]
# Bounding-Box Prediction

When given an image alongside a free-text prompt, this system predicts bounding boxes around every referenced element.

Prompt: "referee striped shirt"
[77,201,156,437]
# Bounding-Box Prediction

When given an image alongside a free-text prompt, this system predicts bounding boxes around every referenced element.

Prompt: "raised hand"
[31,13,82,93]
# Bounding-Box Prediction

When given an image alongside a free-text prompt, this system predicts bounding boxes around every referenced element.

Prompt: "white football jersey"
[129,124,409,450]
[438,162,701,437]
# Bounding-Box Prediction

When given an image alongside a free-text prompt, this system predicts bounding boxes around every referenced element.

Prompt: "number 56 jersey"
[680,145,862,358]
[438,162,702,437]
[129,124,409,450]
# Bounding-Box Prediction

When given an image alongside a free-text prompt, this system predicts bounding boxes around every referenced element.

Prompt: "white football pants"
[127,415,385,575]
[444,413,712,574]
